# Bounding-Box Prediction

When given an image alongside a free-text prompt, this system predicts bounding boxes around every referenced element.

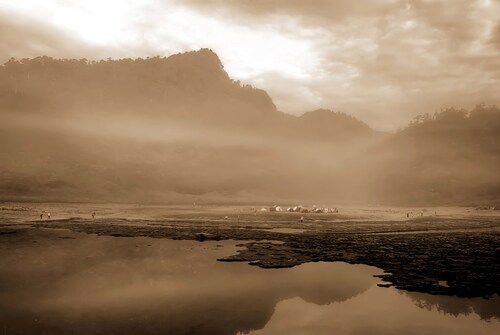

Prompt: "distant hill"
[0,49,374,142]
[0,49,498,205]
[297,109,373,141]
[0,49,273,121]
[364,105,500,205]
[0,49,378,203]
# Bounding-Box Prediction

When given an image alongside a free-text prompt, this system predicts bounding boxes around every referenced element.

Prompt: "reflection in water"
[0,228,499,335]
[244,288,500,335]
[0,228,375,335]
[405,292,500,320]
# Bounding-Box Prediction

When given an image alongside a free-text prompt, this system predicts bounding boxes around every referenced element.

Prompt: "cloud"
[177,0,403,23]
[0,10,103,62]
[1,0,499,130]
[173,0,500,129]
[490,23,500,49]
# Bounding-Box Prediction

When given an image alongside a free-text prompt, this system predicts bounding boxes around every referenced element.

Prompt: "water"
[0,228,498,335]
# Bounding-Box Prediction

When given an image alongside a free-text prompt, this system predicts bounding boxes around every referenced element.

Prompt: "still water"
[0,228,498,335]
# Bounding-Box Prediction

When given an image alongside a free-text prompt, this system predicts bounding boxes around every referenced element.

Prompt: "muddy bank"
[32,216,500,298]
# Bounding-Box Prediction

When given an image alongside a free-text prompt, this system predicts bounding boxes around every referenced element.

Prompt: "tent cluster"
[311,207,339,214]
[263,205,339,214]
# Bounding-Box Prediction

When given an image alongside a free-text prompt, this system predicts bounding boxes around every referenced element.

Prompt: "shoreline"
[24,213,500,299]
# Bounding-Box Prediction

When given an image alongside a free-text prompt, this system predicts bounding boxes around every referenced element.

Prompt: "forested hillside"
[0,49,498,205]
[364,105,500,205]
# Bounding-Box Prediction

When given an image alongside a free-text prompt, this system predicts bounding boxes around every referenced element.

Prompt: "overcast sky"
[1,0,499,130]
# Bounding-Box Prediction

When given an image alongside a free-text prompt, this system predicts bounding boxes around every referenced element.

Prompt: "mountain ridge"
[0,49,375,142]
[0,49,499,205]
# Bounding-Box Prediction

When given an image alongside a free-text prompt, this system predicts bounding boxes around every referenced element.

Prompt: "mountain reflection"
[244,287,500,335]
[404,292,500,320]
[0,229,375,335]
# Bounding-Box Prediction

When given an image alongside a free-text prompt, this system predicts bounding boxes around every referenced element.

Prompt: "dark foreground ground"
[1,204,500,298]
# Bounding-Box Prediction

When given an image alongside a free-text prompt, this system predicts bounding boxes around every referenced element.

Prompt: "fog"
[0,51,499,206]
[0,110,370,204]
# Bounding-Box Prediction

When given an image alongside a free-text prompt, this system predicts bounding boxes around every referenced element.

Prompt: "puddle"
[0,228,498,335]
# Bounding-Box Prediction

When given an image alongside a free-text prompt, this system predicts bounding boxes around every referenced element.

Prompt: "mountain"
[0,49,499,205]
[0,49,378,203]
[363,104,500,205]
[0,49,274,122]
[296,109,374,141]
[0,49,375,141]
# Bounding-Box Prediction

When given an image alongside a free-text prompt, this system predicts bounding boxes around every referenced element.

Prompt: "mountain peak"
[295,109,373,140]
[194,48,220,59]
[169,48,224,71]
[301,109,371,130]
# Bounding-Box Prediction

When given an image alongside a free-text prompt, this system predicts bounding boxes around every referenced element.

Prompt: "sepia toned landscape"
[1,1,500,334]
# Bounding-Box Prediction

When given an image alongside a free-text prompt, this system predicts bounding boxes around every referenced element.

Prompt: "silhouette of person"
[40,213,43,220]
[92,211,95,219]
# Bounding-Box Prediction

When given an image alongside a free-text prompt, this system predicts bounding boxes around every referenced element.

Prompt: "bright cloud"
[1,0,499,130]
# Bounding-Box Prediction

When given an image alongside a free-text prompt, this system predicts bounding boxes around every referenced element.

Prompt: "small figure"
[47,212,51,220]
[40,213,43,220]
[300,216,304,223]
[92,211,96,219]
[420,210,424,217]
[406,212,409,218]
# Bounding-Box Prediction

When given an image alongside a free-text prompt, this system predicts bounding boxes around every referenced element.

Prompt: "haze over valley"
[2,2,500,335]
[1,49,499,205]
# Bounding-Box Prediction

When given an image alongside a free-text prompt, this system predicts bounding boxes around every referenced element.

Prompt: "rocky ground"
[7,210,496,299]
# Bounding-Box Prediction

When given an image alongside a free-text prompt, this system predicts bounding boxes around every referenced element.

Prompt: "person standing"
[40,213,43,220]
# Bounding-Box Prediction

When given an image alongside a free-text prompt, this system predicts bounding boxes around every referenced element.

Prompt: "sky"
[0,0,499,130]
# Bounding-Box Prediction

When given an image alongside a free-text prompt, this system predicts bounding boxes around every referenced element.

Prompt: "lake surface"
[0,227,499,335]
